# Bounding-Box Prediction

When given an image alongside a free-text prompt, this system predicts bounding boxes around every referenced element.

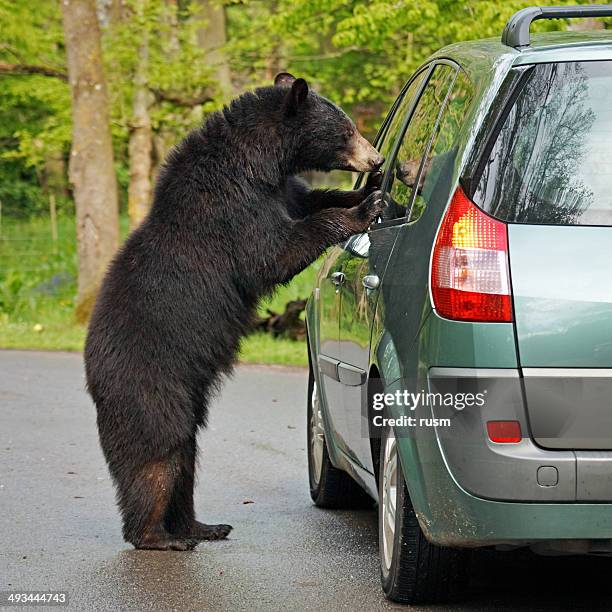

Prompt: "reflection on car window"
[474,61,612,226]
[383,65,455,222]
[408,71,473,222]
[356,70,429,227]
[376,71,429,166]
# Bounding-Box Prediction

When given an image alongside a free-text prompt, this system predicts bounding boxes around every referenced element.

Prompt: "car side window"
[354,69,429,197]
[375,70,429,167]
[346,69,429,255]
[382,64,456,223]
[408,71,474,223]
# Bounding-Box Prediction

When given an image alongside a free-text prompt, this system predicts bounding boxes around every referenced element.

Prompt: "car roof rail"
[502,5,612,49]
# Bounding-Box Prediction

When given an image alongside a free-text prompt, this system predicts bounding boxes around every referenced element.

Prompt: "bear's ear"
[274,72,296,87]
[284,78,309,116]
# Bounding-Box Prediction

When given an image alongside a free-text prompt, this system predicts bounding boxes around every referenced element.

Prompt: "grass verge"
[0,215,314,366]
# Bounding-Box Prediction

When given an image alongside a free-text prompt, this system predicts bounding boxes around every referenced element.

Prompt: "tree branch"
[151,88,213,107]
[0,61,68,81]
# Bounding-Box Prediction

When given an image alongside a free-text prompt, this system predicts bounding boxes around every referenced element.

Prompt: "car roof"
[431,30,612,76]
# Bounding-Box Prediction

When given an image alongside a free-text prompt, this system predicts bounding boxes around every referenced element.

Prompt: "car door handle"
[362,274,380,290]
[329,271,345,286]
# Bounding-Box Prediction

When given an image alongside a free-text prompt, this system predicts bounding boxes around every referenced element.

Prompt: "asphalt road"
[2,350,612,611]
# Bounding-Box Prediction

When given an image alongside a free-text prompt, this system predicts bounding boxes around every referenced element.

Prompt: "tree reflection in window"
[474,62,612,226]
[384,65,454,222]
[407,71,473,223]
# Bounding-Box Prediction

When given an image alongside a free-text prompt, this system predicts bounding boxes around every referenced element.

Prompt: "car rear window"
[474,60,612,226]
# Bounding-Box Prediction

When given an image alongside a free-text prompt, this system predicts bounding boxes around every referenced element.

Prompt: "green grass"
[0,215,317,366]
[240,332,308,366]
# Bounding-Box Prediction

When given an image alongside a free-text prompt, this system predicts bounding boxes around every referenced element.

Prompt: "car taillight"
[431,186,512,322]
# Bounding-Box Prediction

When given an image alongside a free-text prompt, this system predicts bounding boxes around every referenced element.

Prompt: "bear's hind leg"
[164,436,232,541]
[118,455,198,551]
[163,436,196,536]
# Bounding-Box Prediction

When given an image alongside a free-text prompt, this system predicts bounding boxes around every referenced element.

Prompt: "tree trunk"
[152,131,174,182]
[152,0,180,181]
[61,0,120,323]
[163,0,180,56]
[127,0,153,230]
[196,0,232,98]
[108,0,127,25]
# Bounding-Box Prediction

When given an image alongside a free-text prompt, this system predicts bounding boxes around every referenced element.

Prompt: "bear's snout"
[345,132,384,172]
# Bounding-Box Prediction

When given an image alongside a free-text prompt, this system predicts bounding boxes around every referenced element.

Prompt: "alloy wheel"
[381,427,398,573]
[309,381,325,486]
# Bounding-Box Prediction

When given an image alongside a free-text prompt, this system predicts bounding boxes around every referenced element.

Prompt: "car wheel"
[379,425,470,603]
[307,365,372,509]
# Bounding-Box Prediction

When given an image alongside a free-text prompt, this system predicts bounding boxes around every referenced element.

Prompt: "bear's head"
[273,72,384,174]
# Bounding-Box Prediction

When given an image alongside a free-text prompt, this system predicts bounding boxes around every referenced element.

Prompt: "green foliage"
[227,0,610,136]
[1,0,607,214]
[0,160,46,217]
[0,0,69,215]
[0,0,610,363]
[0,0,224,218]
[103,1,221,146]
[0,0,65,63]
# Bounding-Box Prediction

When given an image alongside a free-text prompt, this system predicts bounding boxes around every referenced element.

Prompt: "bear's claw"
[185,521,233,541]
[358,190,385,221]
[363,171,383,195]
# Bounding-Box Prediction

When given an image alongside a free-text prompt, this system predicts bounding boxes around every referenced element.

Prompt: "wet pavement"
[1,350,611,611]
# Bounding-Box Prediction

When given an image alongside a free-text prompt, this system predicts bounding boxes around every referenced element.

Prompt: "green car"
[305,5,612,605]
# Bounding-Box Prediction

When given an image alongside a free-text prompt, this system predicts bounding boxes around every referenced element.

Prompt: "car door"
[338,62,461,473]
[314,86,412,459]
[314,246,348,449]
[378,66,474,390]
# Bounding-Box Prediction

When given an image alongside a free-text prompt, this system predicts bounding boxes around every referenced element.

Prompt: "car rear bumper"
[427,367,578,501]
[395,429,612,549]
[425,367,612,503]
[385,370,612,549]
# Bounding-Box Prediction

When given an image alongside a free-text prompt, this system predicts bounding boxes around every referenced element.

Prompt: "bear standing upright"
[84,73,384,551]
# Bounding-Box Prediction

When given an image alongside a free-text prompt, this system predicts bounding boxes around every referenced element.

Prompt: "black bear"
[85,73,384,551]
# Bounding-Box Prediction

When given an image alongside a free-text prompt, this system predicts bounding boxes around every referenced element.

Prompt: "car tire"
[379,424,470,604]
[307,365,372,509]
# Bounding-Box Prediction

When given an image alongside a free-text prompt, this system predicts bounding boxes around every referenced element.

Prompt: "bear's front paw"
[361,171,383,197]
[353,190,385,229]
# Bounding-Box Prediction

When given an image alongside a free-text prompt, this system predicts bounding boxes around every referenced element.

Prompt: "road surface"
[1,350,611,611]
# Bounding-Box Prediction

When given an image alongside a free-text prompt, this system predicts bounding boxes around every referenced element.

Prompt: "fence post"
[50,194,58,242]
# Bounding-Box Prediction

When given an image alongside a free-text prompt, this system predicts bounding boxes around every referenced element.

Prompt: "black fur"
[84,75,384,550]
